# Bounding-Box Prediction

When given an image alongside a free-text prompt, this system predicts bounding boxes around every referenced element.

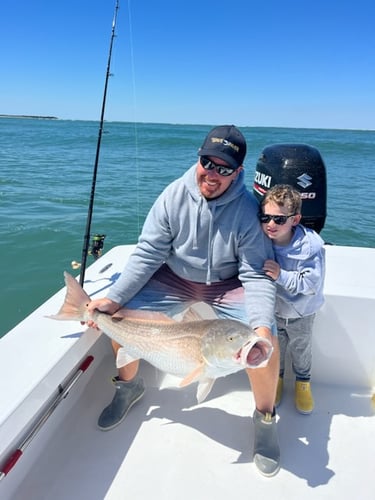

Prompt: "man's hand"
[254,326,273,342]
[82,298,121,329]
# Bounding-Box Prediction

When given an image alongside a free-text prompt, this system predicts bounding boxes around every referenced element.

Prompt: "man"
[87,125,280,476]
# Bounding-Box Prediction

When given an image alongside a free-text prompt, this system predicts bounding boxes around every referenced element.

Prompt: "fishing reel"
[88,234,106,260]
[71,233,106,270]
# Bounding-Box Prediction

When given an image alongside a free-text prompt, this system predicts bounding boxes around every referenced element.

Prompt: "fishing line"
[79,0,120,287]
[127,0,142,235]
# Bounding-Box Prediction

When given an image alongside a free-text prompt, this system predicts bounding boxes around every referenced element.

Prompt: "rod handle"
[0,449,23,480]
[79,355,94,373]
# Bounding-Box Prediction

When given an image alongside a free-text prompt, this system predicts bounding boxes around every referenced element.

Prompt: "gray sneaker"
[98,375,145,431]
[253,409,280,477]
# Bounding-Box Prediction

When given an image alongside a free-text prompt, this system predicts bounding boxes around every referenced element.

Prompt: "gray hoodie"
[107,164,276,330]
[274,224,325,318]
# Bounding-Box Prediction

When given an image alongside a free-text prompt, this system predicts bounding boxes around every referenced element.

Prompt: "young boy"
[259,184,325,414]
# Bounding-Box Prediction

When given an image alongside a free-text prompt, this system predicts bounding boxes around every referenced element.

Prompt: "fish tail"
[47,272,91,322]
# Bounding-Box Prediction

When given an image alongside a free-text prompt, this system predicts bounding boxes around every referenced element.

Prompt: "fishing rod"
[0,356,94,481]
[79,0,120,287]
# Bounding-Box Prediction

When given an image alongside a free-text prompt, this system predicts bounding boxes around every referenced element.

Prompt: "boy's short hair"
[261,184,302,215]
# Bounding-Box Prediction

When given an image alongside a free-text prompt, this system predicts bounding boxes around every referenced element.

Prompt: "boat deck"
[4,338,374,500]
[1,244,374,499]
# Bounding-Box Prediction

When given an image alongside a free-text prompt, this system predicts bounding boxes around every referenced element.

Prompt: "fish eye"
[226,331,240,342]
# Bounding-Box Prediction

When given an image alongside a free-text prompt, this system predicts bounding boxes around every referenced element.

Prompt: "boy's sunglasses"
[259,213,296,225]
[200,156,236,177]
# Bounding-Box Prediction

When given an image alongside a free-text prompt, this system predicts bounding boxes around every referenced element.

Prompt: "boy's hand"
[263,259,280,280]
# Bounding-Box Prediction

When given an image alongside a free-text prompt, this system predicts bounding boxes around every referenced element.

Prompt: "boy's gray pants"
[276,314,315,380]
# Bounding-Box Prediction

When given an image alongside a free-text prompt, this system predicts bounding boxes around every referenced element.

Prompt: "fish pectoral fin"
[196,379,215,404]
[116,348,138,369]
[179,364,205,387]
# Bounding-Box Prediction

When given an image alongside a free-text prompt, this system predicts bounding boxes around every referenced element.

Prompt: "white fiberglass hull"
[0,244,374,499]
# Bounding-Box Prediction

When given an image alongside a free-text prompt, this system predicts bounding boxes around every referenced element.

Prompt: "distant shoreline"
[0,114,58,120]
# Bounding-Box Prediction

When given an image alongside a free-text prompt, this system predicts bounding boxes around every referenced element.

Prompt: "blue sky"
[1,0,374,130]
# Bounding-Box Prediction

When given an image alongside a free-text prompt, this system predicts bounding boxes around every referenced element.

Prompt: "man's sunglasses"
[200,156,236,177]
[259,213,296,225]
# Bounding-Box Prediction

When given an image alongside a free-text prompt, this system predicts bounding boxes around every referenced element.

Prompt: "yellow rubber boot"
[295,380,314,414]
[275,377,283,408]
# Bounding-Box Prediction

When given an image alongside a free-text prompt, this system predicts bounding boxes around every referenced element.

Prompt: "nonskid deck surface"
[6,346,374,500]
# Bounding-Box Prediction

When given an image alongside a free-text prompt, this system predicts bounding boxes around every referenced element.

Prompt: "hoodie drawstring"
[206,202,216,286]
[193,197,215,286]
[192,197,203,251]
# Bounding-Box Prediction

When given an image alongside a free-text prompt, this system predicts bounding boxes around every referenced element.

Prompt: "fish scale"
[94,313,206,375]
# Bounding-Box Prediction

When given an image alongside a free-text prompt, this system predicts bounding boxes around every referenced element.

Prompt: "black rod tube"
[79,0,120,286]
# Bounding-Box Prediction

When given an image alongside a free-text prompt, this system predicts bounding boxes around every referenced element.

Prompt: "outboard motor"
[253,144,327,233]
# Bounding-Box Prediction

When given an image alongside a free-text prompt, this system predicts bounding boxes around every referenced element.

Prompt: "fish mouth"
[238,337,273,368]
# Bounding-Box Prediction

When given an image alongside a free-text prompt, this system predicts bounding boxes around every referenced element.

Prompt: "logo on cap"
[211,137,240,152]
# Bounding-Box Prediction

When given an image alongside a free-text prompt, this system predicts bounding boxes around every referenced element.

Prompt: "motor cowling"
[252,143,327,233]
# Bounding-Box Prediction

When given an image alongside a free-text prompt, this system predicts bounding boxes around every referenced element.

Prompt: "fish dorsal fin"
[116,348,139,368]
[181,307,203,322]
[112,308,176,324]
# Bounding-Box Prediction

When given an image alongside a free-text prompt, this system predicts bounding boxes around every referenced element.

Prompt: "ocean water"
[1,118,374,337]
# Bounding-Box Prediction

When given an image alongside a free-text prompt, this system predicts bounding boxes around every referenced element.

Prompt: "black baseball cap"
[198,125,247,169]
